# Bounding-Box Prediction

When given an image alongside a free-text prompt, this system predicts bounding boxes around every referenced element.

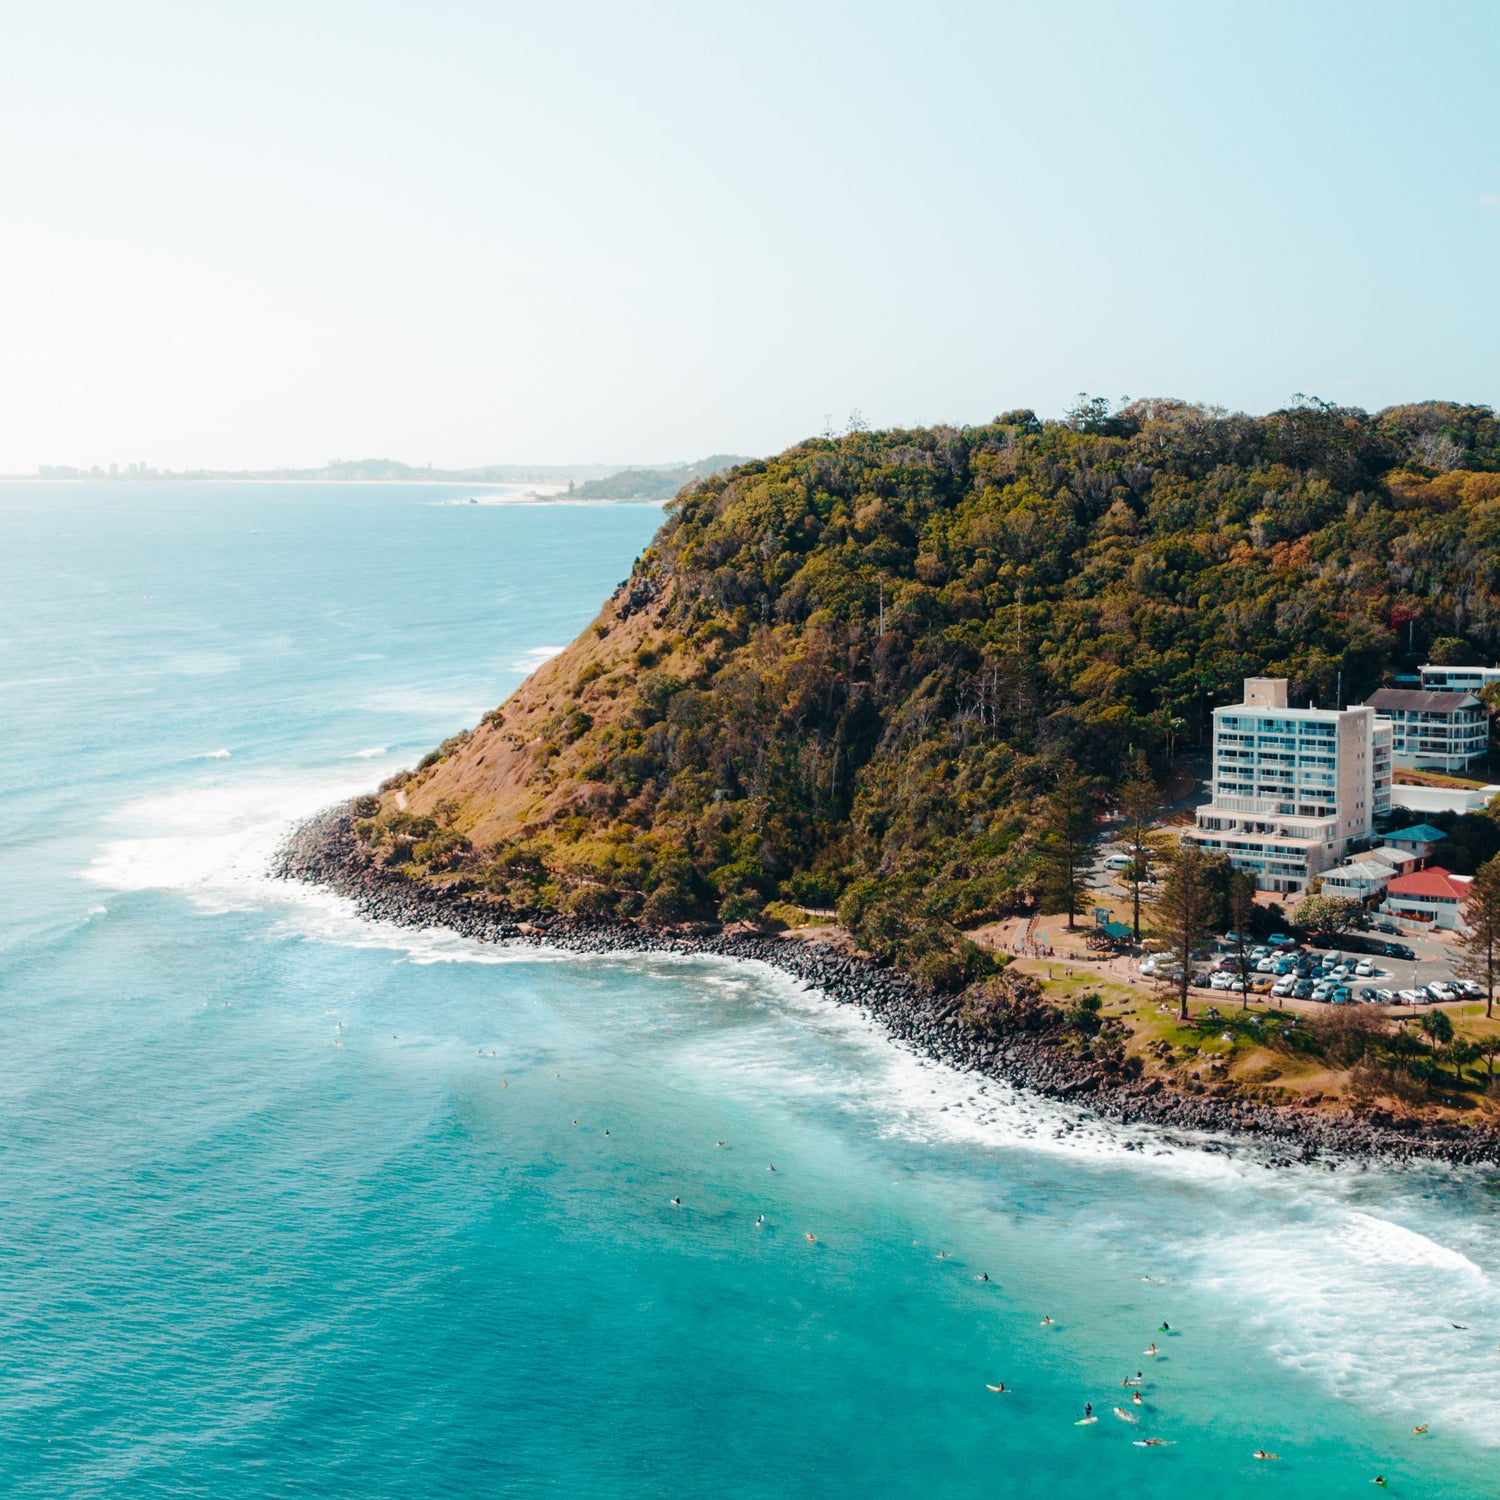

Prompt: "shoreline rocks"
[273,807,1500,1170]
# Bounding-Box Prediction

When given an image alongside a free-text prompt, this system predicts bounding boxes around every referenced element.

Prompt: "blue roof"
[1385,823,1448,842]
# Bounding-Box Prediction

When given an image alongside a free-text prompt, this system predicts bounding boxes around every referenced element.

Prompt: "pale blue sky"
[2,1,1496,470]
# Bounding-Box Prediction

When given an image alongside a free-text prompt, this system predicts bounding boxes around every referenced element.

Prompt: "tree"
[1038,771,1096,931]
[1295,893,1363,937]
[1117,751,1158,942]
[1420,1007,1454,1061]
[1152,842,1220,1022]
[1456,856,1500,1019]
[1475,1034,1500,1085]
[1228,868,1257,1011]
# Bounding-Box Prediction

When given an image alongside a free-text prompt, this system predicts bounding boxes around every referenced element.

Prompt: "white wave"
[1192,1206,1500,1444]
[197,749,232,760]
[510,645,565,674]
[82,770,386,911]
[347,746,388,759]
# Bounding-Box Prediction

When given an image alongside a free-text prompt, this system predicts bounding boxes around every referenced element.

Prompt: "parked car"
[1312,982,1335,1001]
[1383,942,1415,961]
[1373,921,1399,935]
[1358,987,1379,1002]
[1374,988,1396,1003]
[1267,933,1295,947]
[1397,988,1425,1005]
[1292,980,1314,999]
[1272,976,1298,997]
[1353,960,1375,976]
[1331,985,1353,1004]
[1256,957,1279,973]
[1427,981,1457,1002]
[1456,980,1487,999]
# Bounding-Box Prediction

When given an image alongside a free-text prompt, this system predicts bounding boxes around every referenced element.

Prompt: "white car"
[1427,981,1457,1002]
[1103,853,1135,872]
[1397,988,1425,1005]
[1256,957,1279,973]
[1353,960,1375,977]
[1272,976,1297,997]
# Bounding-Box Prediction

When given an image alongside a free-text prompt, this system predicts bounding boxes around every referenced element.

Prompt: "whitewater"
[2,479,1496,1497]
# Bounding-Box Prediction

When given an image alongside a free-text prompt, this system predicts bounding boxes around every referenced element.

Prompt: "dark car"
[1292,979,1314,999]
[1373,921,1399,935]
[1383,942,1415,961]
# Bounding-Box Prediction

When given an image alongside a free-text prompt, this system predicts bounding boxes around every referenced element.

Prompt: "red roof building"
[1380,866,1474,930]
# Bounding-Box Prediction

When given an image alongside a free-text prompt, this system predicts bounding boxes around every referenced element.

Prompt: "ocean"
[1,480,1497,1497]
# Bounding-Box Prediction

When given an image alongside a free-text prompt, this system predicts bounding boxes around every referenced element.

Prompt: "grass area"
[1017,954,1500,1121]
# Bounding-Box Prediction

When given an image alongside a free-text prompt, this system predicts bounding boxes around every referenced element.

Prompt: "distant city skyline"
[2,1,1497,472]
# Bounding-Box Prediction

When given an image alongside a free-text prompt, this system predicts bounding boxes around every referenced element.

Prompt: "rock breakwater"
[275,807,1500,1169]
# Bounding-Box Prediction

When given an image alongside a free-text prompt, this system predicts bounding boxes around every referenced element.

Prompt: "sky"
[1,0,1497,472]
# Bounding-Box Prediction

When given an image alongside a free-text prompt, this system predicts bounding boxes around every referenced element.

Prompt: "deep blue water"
[1,481,1497,1498]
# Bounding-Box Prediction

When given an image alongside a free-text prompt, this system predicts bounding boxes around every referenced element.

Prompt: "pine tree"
[1117,751,1158,943]
[1152,842,1219,1022]
[1038,770,1096,931]
[1456,856,1500,1020]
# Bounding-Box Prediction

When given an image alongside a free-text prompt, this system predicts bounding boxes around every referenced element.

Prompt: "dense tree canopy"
[366,397,1500,987]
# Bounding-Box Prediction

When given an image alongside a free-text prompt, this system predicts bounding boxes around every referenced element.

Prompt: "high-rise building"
[1185,678,1392,894]
[1361,688,1488,773]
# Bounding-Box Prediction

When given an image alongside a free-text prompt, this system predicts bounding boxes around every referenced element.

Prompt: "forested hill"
[358,399,1500,985]
[570,455,752,501]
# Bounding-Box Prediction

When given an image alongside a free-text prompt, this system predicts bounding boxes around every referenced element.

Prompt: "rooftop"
[1384,823,1449,843]
[1385,866,1473,902]
[1364,688,1481,713]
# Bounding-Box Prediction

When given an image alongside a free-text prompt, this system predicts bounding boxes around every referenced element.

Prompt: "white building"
[1185,677,1392,894]
[1320,859,1395,901]
[1362,688,1488,773]
[1419,663,1500,696]
[1380,866,1474,932]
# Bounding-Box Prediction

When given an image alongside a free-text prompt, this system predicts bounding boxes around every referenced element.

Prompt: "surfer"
[985,1381,1008,1393]
[1253,1451,1279,1461]
[670,1197,681,1206]
[1373,1477,1387,1488]
[755,1214,764,1226]
[1144,1343,1159,1357]
[1113,1407,1137,1424]
[975,1272,989,1281]
[1136,1437,1168,1447]
[1131,1391,1143,1407]
[1412,1423,1429,1435]
[1040,1316,1054,1326]
[1084,1403,1092,1419]
[1158,1321,1170,1332]
[805,1233,817,1242]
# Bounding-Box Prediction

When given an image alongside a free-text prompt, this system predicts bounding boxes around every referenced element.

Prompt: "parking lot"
[1085,838,1475,1009]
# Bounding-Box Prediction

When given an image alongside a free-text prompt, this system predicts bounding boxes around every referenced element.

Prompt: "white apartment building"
[1419,663,1500,696]
[1362,688,1488,773]
[1185,678,1393,894]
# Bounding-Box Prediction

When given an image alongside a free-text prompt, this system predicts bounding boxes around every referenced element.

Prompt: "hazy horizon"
[3,1,1497,473]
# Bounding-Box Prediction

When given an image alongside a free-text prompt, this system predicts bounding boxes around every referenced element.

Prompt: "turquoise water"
[1,482,1497,1498]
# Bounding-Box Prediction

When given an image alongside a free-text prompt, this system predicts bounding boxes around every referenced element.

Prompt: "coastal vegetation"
[360,397,1500,993]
